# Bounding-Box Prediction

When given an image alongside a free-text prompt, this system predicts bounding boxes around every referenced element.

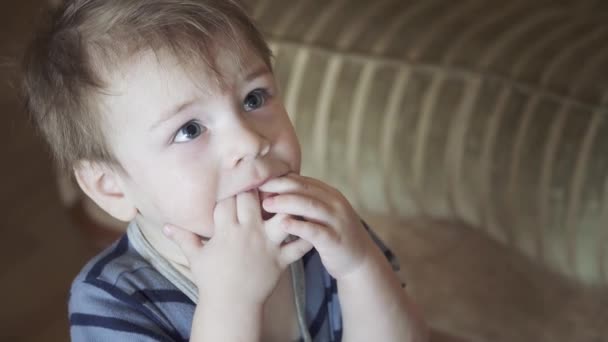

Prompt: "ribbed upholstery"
[56,0,608,289]
[241,0,608,285]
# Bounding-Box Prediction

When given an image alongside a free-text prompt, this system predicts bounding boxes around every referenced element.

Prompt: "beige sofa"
[59,0,608,341]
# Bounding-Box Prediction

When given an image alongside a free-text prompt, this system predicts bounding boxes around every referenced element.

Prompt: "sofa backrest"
[245,0,608,285]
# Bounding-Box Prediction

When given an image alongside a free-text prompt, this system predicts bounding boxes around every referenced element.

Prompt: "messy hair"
[22,0,272,174]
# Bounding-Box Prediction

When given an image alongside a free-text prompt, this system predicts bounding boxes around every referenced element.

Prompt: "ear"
[73,161,137,222]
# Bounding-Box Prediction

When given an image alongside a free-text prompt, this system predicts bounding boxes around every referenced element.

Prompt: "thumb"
[163,224,204,261]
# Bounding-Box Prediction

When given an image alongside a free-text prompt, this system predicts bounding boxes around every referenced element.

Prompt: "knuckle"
[280,216,292,229]
[305,197,315,209]
[333,203,346,217]
[306,197,323,211]
[307,225,322,239]
[329,187,345,201]
[320,225,337,242]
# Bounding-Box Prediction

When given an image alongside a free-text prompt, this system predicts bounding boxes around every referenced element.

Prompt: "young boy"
[22,0,427,341]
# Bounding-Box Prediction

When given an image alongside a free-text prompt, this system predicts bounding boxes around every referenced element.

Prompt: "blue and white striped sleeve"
[69,280,186,342]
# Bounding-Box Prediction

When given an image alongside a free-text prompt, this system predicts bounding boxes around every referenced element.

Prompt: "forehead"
[108,46,265,94]
[97,47,269,132]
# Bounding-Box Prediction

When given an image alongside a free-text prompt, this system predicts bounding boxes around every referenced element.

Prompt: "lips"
[232,169,288,219]
[239,174,276,193]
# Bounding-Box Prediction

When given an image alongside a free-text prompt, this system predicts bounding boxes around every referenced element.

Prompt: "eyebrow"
[243,66,271,83]
[149,66,271,131]
[149,99,197,131]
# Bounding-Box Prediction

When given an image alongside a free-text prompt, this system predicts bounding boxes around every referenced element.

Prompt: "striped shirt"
[68,221,399,341]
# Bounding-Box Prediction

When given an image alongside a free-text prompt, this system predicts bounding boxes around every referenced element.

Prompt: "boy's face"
[100,48,301,238]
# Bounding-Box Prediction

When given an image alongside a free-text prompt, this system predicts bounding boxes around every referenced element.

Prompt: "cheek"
[267,109,300,163]
[162,176,217,236]
[117,138,220,236]
[278,124,301,171]
[269,106,300,160]
[134,166,218,237]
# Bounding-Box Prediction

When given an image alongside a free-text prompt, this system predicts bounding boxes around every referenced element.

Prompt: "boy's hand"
[163,190,313,306]
[259,173,375,280]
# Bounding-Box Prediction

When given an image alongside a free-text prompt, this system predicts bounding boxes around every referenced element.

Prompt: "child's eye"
[173,120,206,143]
[243,88,270,112]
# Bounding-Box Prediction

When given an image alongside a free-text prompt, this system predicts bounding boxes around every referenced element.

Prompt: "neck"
[134,215,196,283]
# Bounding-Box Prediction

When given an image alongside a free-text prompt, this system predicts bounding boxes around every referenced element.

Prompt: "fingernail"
[263,197,274,205]
[163,225,173,237]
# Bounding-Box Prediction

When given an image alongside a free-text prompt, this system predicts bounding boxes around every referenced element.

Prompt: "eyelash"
[243,88,271,112]
[172,87,272,144]
[173,120,205,144]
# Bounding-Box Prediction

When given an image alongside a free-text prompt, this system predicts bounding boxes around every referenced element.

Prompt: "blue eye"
[174,121,205,143]
[243,88,269,112]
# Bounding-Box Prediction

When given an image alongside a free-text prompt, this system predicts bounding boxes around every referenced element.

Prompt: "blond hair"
[22,0,272,173]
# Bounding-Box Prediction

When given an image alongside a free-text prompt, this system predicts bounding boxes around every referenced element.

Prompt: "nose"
[221,117,270,169]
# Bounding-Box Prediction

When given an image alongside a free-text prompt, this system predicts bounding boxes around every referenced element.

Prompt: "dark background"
[1,1,97,340]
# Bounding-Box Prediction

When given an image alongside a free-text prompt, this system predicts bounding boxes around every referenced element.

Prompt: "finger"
[163,224,204,261]
[279,238,314,267]
[286,173,346,202]
[258,173,327,200]
[286,172,335,191]
[264,213,292,245]
[214,196,237,225]
[279,218,336,250]
[262,193,333,226]
[236,189,261,224]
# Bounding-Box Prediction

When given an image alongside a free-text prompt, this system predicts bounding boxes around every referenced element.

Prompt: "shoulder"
[69,234,193,341]
[70,234,172,291]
